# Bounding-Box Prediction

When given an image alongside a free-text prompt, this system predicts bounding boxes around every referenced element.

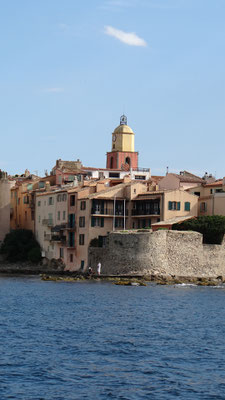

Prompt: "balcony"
[91,208,128,216]
[132,209,160,216]
[65,222,76,229]
[132,167,150,172]
[42,219,53,226]
[51,234,66,243]
[51,223,67,232]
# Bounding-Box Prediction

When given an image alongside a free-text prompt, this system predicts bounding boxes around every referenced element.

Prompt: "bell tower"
[106,115,138,170]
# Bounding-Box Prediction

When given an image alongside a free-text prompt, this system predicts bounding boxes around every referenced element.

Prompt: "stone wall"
[88,230,225,277]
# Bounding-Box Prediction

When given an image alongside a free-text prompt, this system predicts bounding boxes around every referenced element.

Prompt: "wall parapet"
[88,230,225,277]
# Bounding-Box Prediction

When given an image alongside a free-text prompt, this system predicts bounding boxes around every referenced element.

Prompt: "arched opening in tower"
[125,157,131,167]
[110,157,114,169]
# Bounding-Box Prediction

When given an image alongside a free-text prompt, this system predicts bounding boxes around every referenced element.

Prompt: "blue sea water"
[0,277,225,399]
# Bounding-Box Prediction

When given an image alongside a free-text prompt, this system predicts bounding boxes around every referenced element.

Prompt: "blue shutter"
[168,201,172,210]
[101,217,104,227]
[177,202,180,211]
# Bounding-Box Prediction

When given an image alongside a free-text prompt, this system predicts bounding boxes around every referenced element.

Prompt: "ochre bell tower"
[106,115,138,170]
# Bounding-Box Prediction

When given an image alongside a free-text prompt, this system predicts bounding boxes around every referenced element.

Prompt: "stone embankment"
[40,274,225,286]
[88,230,225,278]
[0,258,65,275]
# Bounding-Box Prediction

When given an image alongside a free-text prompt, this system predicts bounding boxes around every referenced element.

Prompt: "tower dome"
[106,115,138,170]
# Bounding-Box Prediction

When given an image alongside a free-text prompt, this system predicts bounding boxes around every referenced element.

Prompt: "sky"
[0,0,225,178]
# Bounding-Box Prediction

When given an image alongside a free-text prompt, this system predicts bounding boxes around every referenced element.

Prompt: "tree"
[0,229,41,263]
[173,216,225,244]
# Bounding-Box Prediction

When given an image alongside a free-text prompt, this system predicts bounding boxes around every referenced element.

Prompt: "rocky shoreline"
[41,273,225,286]
[0,262,224,286]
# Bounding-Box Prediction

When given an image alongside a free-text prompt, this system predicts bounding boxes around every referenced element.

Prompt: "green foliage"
[0,229,41,263]
[27,247,42,264]
[172,216,225,244]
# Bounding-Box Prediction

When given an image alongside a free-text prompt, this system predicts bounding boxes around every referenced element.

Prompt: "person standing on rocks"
[97,262,101,276]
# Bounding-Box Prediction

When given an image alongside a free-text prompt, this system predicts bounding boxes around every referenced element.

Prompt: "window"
[134,189,136,194]
[39,181,45,189]
[125,157,130,166]
[23,196,29,204]
[57,211,60,221]
[135,175,146,180]
[57,194,62,202]
[109,172,120,178]
[63,211,66,220]
[80,201,86,210]
[60,248,64,258]
[69,232,75,247]
[168,201,180,211]
[79,216,85,227]
[70,195,75,206]
[79,234,85,245]
[115,218,124,228]
[25,211,27,221]
[91,217,104,227]
[38,215,41,223]
[62,194,67,201]
[69,214,75,228]
[38,201,41,206]
[70,254,73,263]
[185,202,190,211]
[49,197,54,205]
[48,213,53,224]
[110,157,114,169]
[80,260,85,270]
[194,192,200,196]
[200,202,207,212]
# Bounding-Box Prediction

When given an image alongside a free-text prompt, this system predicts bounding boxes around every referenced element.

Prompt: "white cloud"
[104,26,147,47]
[43,88,64,93]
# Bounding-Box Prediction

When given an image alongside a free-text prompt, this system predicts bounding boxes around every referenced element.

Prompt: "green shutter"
[91,217,95,227]
[101,217,104,227]
[185,202,190,211]
[168,201,172,210]
[177,202,180,211]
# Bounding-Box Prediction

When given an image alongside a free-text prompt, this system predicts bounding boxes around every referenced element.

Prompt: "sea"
[0,276,225,400]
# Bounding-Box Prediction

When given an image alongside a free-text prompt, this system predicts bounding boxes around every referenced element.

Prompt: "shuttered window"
[185,202,190,211]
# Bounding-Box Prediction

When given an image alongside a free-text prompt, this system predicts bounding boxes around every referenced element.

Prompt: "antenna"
[166,166,169,175]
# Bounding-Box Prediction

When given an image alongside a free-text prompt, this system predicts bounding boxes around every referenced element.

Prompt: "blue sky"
[0,0,225,178]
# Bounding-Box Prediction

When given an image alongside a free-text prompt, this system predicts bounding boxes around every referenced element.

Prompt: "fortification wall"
[88,230,225,277]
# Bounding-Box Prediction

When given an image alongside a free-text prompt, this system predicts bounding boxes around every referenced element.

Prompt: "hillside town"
[0,115,224,271]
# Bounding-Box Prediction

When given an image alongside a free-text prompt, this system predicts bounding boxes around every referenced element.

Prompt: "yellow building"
[188,179,225,216]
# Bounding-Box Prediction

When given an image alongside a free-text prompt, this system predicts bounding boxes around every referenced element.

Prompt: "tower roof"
[113,115,134,134]
[113,124,134,134]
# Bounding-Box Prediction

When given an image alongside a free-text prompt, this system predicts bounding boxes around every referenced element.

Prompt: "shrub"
[173,215,225,244]
[0,229,41,263]
[27,247,42,264]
